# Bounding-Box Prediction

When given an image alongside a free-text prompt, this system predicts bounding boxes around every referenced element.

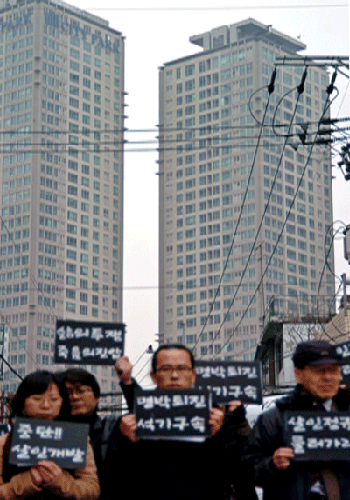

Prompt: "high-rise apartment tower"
[0,0,124,400]
[159,19,334,360]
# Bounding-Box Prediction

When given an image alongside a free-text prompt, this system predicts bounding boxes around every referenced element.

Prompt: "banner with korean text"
[54,319,125,365]
[9,418,89,469]
[134,389,210,442]
[335,340,350,385]
[284,410,350,461]
[194,361,263,405]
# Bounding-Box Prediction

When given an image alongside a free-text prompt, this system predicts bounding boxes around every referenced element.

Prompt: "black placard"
[335,340,350,385]
[9,418,89,469]
[54,319,125,365]
[284,410,350,461]
[134,388,210,442]
[194,361,263,405]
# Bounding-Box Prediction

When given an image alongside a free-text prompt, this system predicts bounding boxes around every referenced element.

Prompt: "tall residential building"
[0,0,124,400]
[159,18,334,361]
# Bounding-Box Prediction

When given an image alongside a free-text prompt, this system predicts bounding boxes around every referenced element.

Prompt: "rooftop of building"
[162,17,306,68]
[190,17,306,53]
[0,0,122,35]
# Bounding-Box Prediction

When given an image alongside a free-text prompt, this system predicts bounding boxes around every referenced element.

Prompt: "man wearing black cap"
[248,339,350,500]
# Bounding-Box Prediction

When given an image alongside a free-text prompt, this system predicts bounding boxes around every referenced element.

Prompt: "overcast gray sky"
[73,0,349,379]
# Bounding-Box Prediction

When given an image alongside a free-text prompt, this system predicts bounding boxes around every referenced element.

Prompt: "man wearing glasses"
[64,369,101,419]
[62,368,118,495]
[108,344,256,500]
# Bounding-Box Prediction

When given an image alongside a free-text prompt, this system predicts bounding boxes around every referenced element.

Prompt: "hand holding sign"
[273,447,294,470]
[37,461,63,484]
[30,467,44,486]
[209,407,225,436]
[30,460,64,486]
[119,414,138,443]
[226,401,242,414]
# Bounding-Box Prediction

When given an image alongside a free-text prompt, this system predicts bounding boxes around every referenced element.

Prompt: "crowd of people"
[0,339,349,500]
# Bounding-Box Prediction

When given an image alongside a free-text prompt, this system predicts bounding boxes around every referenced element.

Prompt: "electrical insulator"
[344,225,350,264]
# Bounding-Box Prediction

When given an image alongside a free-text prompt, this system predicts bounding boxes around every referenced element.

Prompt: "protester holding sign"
[248,339,350,500]
[108,344,257,500]
[0,370,100,500]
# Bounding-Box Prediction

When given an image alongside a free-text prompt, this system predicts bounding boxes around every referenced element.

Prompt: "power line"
[194,68,307,356]
[0,354,23,381]
[315,222,348,341]
[3,127,349,155]
[210,69,340,358]
[6,119,350,135]
[194,72,277,355]
[213,74,307,355]
[82,4,347,12]
[3,119,349,138]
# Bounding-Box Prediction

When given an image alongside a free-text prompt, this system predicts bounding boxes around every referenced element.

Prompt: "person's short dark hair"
[151,344,195,373]
[10,370,70,420]
[62,368,100,398]
[292,339,343,369]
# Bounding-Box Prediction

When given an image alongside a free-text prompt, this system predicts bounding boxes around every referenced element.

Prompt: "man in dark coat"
[109,344,257,500]
[62,368,118,497]
[248,339,350,500]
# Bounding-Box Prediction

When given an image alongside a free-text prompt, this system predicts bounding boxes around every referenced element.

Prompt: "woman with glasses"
[0,370,100,500]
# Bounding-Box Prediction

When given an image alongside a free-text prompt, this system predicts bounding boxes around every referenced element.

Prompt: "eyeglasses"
[29,395,62,405]
[156,365,193,375]
[66,386,94,397]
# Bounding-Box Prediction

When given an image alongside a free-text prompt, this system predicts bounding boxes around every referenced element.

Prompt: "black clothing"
[69,411,119,499]
[248,386,350,500]
[120,379,137,413]
[107,381,256,500]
